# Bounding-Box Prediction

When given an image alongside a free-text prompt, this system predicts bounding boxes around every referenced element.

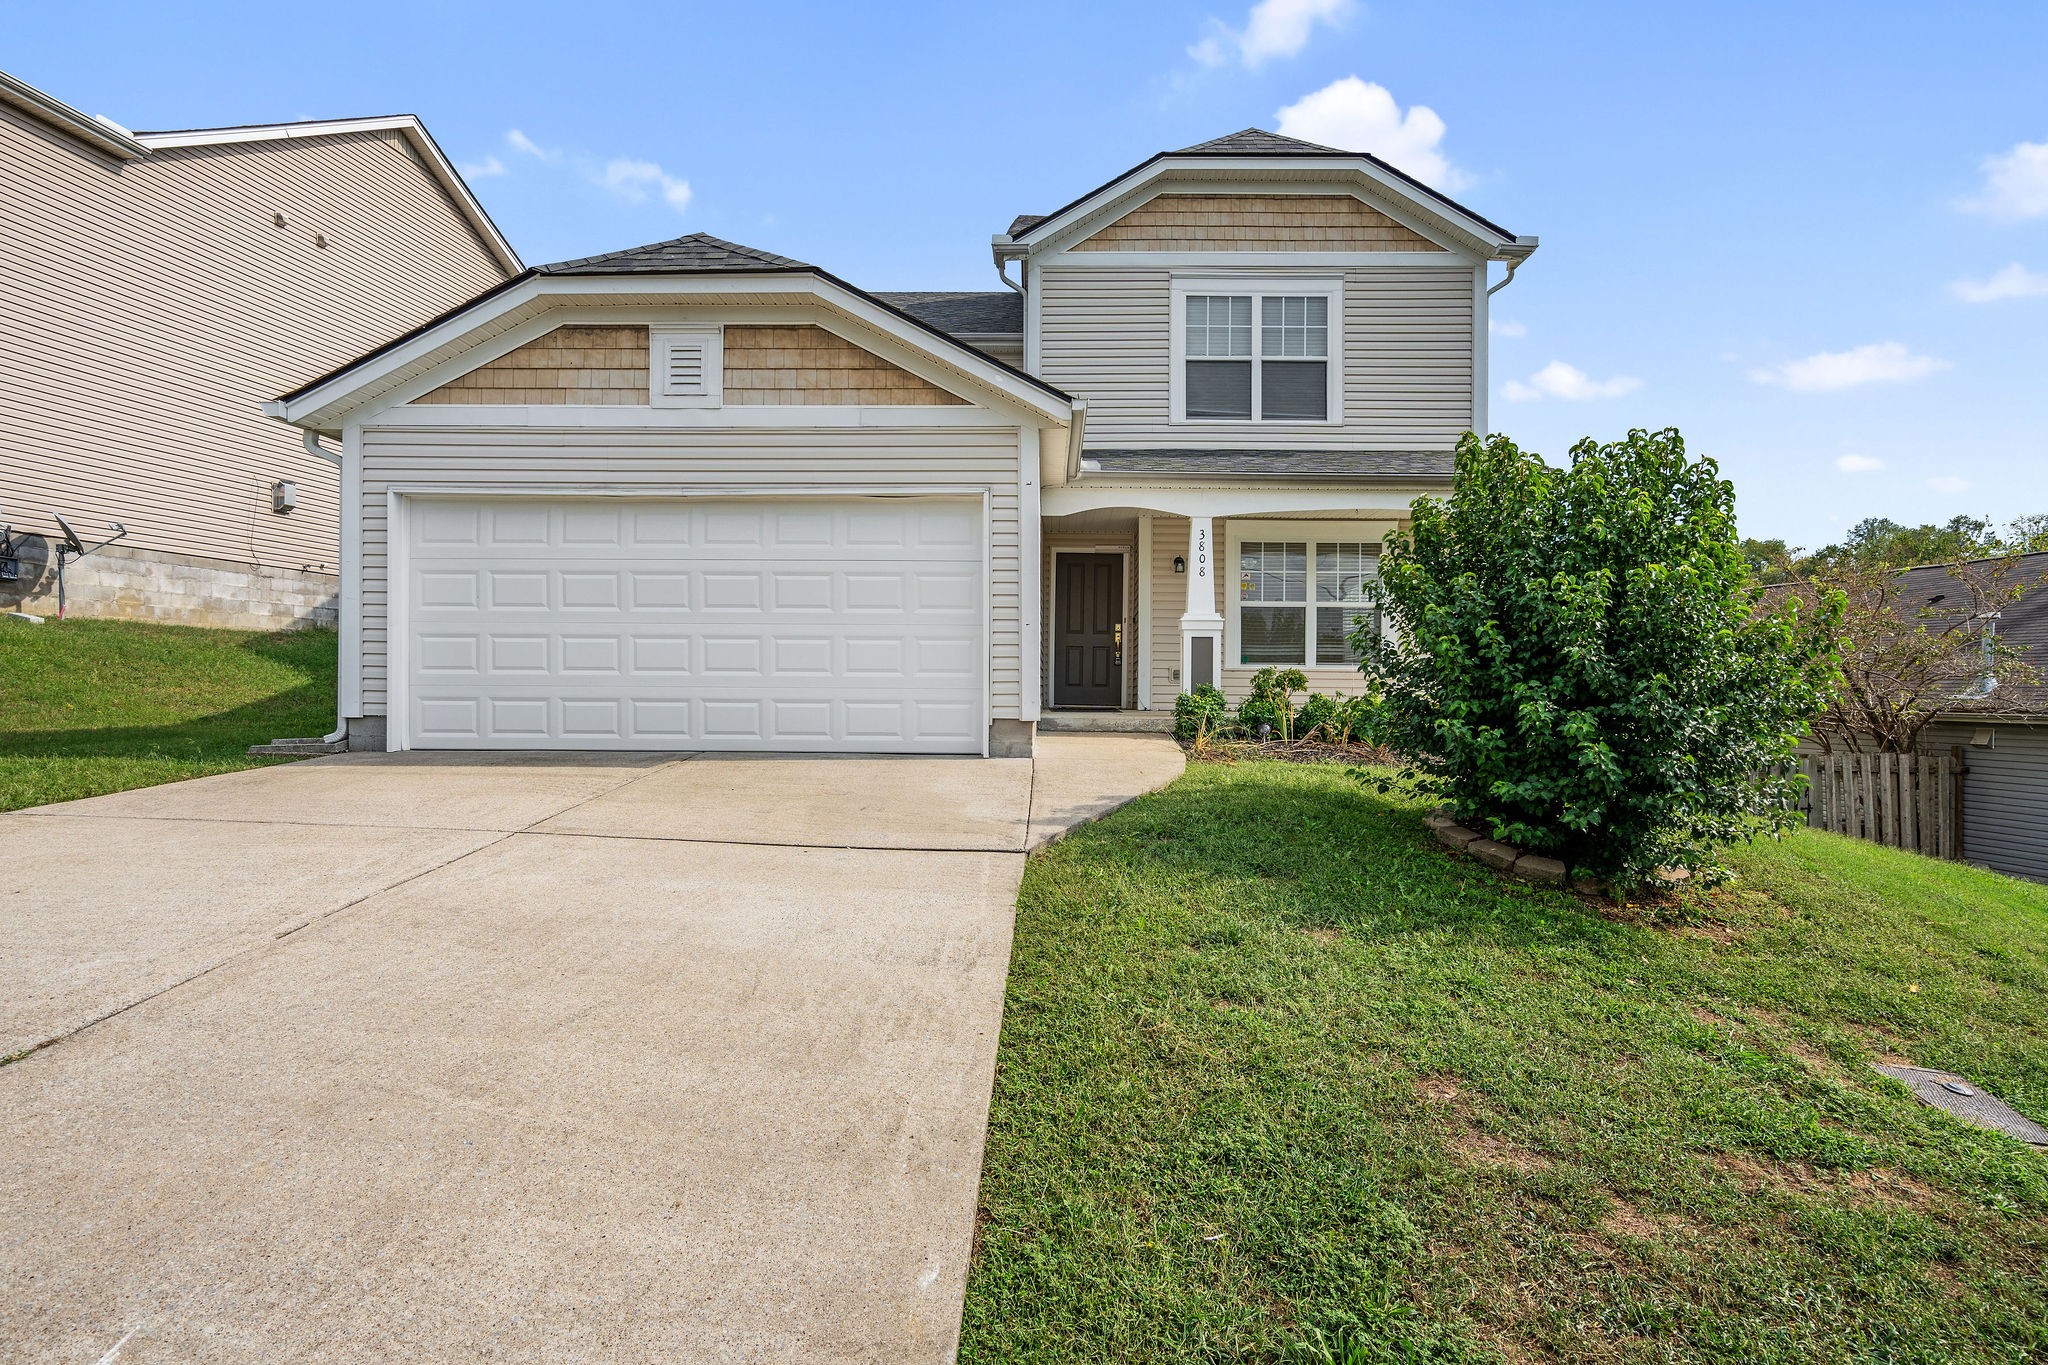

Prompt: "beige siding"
[1147,517,1190,704]
[357,425,1025,720]
[723,325,968,405]
[419,326,650,405]
[0,106,509,569]
[1073,194,1436,252]
[1141,515,1387,704]
[1036,264,1474,450]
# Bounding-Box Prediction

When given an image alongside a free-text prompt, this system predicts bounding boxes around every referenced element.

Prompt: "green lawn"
[962,760,2048,1364]
[0,617,338,811]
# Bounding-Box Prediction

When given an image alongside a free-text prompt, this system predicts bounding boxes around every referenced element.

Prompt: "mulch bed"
[1181,737,1400,765]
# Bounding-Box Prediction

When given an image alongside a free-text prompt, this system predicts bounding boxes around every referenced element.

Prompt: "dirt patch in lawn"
[1299,926,1345,945]
[1713,1153,1939,1209]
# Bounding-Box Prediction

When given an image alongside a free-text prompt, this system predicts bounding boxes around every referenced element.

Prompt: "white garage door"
[400,496,985,753]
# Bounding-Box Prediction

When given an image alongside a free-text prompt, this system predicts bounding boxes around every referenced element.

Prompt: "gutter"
[0,69,147,159]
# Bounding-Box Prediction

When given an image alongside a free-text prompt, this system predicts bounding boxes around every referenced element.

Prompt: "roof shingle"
[537,232,810,275]
[1174,128,1344,155]
[1082,449,1454,479]
[873,291,1022,336]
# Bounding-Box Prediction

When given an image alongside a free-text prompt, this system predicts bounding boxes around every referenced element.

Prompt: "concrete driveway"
[0,735,1182,1364]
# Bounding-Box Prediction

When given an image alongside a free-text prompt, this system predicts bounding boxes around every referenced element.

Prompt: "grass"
[0,617,338,811]
[960,760,2048,1364]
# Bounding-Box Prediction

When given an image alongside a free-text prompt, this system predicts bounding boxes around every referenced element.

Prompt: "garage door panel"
[404,496,984,753]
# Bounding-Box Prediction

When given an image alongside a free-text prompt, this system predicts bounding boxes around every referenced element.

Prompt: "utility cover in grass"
[1872,1063,2048,1145]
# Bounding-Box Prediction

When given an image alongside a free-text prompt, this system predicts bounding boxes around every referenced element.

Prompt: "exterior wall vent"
[652,328,722,408]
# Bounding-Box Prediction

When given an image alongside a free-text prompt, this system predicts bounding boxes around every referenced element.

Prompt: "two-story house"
[0,69,519,628]
[265,129,1534,756]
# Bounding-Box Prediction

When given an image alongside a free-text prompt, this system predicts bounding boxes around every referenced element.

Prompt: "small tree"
[1362,429,1842,885]
[1782,553,2039,754]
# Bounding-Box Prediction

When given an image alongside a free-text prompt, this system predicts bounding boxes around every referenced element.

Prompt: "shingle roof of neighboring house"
[873,291,1023,336]
[1005,126,1518,247]
[1899,552,2048,715]
[1082,449,1455,479]
[539,233,811,274]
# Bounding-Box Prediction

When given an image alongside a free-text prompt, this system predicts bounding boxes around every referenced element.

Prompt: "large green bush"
[1361,429,1841,884]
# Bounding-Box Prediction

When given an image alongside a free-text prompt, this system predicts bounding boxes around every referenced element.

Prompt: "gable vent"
[652,329,722,408]
[665,341,706,395]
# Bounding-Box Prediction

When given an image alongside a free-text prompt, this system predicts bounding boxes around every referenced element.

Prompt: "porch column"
[1179,516,1223,693]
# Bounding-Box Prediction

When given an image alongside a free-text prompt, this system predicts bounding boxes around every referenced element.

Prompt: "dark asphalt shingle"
[1083,449,1455,479]
[873,291,1022,336]
[1174,128,1344,155]
[538,233,811,274]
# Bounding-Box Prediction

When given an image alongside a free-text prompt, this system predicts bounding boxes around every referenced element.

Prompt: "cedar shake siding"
[419,326,653,404]
[1071,194,1439,252]
[721,325,969,405]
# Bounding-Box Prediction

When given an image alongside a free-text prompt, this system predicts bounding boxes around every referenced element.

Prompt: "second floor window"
[1182,291,1331,422]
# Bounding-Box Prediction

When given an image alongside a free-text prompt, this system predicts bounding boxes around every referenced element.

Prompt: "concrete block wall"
[1,536,337,631]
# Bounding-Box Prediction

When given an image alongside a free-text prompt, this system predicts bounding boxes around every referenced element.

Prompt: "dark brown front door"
[1055,553,1123,708]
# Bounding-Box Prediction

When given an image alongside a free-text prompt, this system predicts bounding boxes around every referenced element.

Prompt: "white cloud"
[600,158,693,213]
[1190,0,1350,68]
[1959,141,2048,220]
[458,154,506,179]
[1275,77,1469,189]
[1500,360,1643,402]
[1489,318,1526,338]
[1928,475,1971,494]
[505,128,557,161]
[1747,342,1951,392]
[1835,454,1884,473]
[1951,262,2048,303]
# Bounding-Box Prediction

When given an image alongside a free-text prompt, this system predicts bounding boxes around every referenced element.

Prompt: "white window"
[651,328,722,408]
[1228,523,1381,667]
[1171,279,1342,424]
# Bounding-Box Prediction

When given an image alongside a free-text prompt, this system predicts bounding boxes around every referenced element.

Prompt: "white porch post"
[1179,515,1223,693]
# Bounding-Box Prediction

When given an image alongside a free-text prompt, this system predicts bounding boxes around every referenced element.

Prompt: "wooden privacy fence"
[1796,749,1962,860]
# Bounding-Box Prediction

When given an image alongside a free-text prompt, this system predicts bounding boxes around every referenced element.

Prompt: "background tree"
[1363,429,1842,886]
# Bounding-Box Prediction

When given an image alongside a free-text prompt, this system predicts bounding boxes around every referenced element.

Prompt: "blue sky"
[11,0,2044,546]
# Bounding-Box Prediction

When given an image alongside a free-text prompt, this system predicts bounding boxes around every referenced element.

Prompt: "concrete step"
[1038,711,1175,734]
[246,738,348,757]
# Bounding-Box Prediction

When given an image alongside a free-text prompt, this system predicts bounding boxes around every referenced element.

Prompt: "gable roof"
[1174,128,1342,155]
[269,231,1072,426]
[874,291,1023,337]
[540,233,810,274]
[1002,126,1529,259]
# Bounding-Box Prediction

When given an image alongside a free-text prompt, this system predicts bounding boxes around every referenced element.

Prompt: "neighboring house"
[266,129,1535,756]
[0,70,519,629]
[1902,552,2048,882]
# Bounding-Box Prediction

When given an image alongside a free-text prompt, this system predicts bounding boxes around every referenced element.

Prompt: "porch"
[1037,502,1406,718]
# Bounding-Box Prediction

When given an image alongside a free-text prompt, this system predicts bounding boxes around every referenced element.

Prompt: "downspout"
[996,257,1023,293]
[1488,236,1540,296]
[302,430,349,745]
[1486,256,1524,297]
[1066,400,1089,482]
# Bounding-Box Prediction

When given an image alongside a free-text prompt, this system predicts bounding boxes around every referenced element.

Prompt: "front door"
[1054,553,1123,708]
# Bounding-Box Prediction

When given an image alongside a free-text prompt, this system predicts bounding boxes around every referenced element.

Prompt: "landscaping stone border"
[1423,810,1568,886]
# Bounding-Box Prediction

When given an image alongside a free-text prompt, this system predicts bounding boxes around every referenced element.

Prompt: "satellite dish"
[52,512,86,556]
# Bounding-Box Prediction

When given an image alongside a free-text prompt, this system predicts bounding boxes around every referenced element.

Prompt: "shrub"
[1295,691,1343,742]
[1236,667,1308,741]
[1173,684,1229,743]
[1360,429,1842,885]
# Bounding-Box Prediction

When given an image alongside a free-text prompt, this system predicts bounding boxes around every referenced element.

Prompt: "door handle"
[1114,622,1122,666]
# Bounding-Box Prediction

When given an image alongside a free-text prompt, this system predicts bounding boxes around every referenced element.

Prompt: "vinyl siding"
[1142,515,1386,705]
[1036,264,1475,450]
[356,424,1026,721]
[0,106,508,568]
[1920,721,2048,883]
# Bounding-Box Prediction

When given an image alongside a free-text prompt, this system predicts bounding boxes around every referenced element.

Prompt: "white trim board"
[1223,518,1395,673]
[1169,275,1345,428]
